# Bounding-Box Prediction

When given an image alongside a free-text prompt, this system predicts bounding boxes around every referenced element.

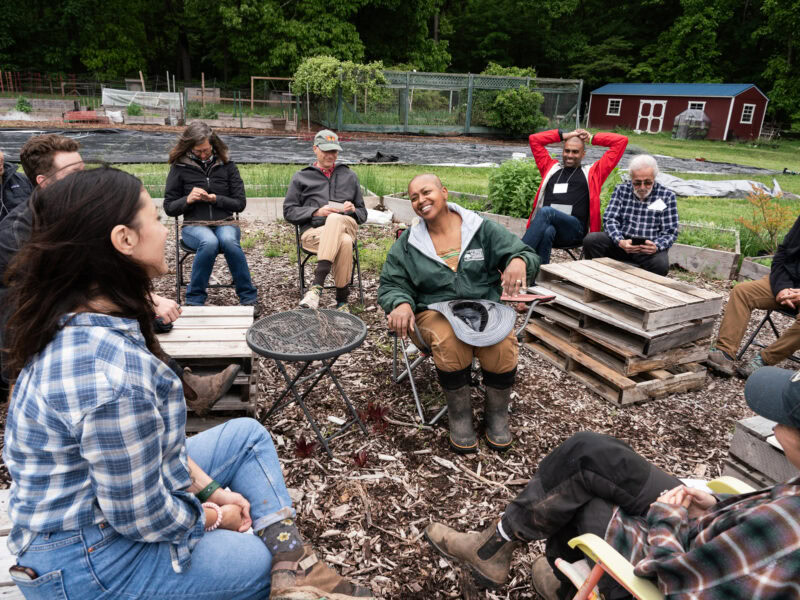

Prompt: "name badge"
[647,199,666,211]
[550,204,573,216]
[553,183,569,194]
[463,249,484,262]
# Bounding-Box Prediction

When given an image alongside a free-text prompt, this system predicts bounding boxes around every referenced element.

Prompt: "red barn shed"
[587,83,768,141]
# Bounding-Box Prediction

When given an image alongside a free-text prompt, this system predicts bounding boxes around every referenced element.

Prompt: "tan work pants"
[300,214,358,288]
[411,310,518,373]
[717,275,800,364]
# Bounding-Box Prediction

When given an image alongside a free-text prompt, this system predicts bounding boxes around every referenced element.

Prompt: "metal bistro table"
[247,309,369,457]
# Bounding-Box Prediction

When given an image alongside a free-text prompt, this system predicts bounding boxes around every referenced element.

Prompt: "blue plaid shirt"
[4,313,205,573]
[604,181,679,251]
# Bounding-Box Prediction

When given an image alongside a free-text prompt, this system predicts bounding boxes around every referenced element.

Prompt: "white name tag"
[647,199,666,211]
[463,249,484,262]
[550,204,573,216]
[553,183,569,194]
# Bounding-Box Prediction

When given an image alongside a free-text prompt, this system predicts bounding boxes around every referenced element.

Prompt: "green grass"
[608,128,800,173]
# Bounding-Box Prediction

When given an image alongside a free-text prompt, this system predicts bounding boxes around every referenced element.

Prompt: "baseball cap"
[744,366,800,428]
[314,129,342,151]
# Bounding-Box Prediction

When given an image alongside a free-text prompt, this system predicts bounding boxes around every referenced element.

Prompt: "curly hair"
[19,134,80,182]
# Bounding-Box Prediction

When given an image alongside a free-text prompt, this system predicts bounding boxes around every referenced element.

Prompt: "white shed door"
[636,100,667,133]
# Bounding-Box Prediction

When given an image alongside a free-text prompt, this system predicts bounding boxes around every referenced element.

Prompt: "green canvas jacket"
[378,203,540,314]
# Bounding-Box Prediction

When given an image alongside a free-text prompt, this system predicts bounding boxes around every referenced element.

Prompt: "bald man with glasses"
[582,154,678,276]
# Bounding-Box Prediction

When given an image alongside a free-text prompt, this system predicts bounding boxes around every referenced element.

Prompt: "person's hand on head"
[388,303,415,339]
[501,257,527,297]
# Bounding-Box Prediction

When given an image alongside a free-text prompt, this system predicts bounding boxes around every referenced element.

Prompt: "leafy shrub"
[200,105,218,119]
[186,102,201,118]
[486,87,547,136]
[487,158,541,218]
[126,102,143,116]
[292,55,387,102]
[736,186,795,254]
[15,96,32,113]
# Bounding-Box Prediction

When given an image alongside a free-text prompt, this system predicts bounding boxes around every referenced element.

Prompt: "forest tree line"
[1,0,797,124]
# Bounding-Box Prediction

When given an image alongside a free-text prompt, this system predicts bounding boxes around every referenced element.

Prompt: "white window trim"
[688,101,706,111]
[740,103,755,124]
[606,98,622,116]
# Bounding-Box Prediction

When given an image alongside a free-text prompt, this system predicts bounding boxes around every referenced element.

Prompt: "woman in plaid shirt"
[2,168,373,600]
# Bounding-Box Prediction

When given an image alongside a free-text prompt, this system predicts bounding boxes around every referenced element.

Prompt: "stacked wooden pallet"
[723,416,799,488]
[523,258,724,405]
[157,305,257,432]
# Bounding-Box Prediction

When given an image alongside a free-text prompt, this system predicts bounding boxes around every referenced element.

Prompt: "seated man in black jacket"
[708,213,800,378]
[283,130,367,311]
[0,150,32,223]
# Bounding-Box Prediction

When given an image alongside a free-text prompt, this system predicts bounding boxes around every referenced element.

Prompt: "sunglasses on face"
[632,180,654,187]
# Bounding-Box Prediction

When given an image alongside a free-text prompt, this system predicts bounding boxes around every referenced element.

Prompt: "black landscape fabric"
[0,128,777,174]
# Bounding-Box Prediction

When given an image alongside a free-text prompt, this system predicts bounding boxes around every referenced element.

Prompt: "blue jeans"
[521,206,585,265]
[182,225,257,305]
[11,418,292,600]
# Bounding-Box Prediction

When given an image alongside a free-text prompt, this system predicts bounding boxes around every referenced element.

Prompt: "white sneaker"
[299,285,322,309]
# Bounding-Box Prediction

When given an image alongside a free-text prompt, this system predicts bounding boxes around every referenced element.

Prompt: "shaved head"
[408,173,443,193]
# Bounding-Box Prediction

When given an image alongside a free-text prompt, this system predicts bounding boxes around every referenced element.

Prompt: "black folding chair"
[736,307,800,364]
[174,215,238,302]
[391,294,556,426]
[295,224,365,305]
[553,243,584,261]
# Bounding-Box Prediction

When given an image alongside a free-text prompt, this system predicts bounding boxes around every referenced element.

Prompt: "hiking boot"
[444,385,477,454]
[269,545,374,600]
[484,386,513,451]
[737,352,766,379]
[424,519,519,588]
[706,348,735,377]
[181,364,241,416]
[299,285,323,310]
[531,556,562,600]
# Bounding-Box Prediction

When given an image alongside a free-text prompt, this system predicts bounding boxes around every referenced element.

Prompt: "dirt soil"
[1,219,792,599]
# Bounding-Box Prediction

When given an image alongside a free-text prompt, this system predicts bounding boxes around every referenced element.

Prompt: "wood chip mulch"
[2,219,793,599]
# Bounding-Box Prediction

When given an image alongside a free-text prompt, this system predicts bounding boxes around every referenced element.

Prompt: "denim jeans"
[10,418,292,600]
[521,206,585,265]
[182,225,257,305]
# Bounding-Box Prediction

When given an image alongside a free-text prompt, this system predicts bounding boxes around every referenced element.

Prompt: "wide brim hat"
[745,366,800,428]
[427,299,516,347]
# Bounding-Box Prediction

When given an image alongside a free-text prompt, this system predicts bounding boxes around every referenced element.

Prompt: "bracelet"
[195,480,221,503]
[203,502,223,532]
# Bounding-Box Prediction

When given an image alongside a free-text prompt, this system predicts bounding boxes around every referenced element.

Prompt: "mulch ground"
[1,218,793,599]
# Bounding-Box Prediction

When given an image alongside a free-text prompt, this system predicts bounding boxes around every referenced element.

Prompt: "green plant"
[485,87,547,136]
[291,55,387,102]
[126,102,143,116]
[736,186,796,254]
[359,238,394,273]
[200,105,218,119]
[487,159,542,218]
[15,96,32,113]
[185,102,202,118]
[599,167,622,214]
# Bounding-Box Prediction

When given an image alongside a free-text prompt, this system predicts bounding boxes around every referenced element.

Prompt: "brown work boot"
[531,556,562,600]
[269,546,374,599]
[424,519,519,588]
[706,348,735,377]
[181,364,241,416]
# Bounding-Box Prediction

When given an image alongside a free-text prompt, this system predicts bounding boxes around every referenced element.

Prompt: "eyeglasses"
[632,180,654,187]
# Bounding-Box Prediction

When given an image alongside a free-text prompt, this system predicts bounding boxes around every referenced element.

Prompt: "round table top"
[247,309,367,361]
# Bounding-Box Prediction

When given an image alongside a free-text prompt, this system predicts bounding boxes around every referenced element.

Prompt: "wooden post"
[307,83,311,131]
[49,75,53,95]
[60,74,64,97]
[139,70,146,92]
[250,76,254,112]
[464,74,474,135]
[201,72,205,107]
[166,70,170,93]
[0,70,4,94]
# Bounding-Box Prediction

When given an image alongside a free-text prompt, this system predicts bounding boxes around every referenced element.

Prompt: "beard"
[634,187,651,200]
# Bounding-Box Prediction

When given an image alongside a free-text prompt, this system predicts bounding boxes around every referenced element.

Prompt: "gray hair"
[628,154,659,177]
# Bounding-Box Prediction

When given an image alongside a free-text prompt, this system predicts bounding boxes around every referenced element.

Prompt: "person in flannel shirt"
[583,154,678,275]
[424,428,800,600]
[3,167,374,600]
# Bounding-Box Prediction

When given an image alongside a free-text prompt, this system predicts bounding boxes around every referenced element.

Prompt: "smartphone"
[9,565,38,581]
[631,237,647,245]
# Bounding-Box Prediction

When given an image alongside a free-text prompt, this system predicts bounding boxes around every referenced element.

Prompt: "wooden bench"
[157,306,256,432]
[723,415,800,488]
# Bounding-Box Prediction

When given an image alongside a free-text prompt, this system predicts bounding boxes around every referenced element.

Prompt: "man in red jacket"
[522,128,627,264]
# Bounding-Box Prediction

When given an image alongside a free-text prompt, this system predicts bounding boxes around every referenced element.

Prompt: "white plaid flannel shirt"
[4,313,205,573]
[604,181,679,251]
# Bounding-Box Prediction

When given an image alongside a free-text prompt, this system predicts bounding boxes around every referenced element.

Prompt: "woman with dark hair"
[164,122,258,307]
[3,168,373,600]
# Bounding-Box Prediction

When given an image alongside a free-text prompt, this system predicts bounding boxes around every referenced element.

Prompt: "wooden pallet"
[722,416,799,487]
[157,306,257,431]
[529,317,708,376]
[522,320,707,405]
[537,258,723,330]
